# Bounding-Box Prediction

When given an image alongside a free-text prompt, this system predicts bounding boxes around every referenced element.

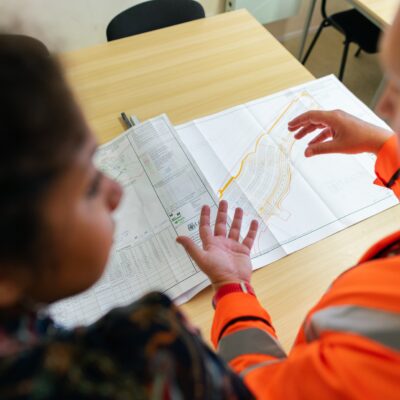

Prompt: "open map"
[50,75,398,327]
[176,75,398,268]
[50,116,216,326]
[216,92,318,235]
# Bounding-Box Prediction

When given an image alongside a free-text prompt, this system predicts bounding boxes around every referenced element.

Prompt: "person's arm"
[178,202,400,399]
[212,291,286,374]
[177,201,287,381]
[288,109,393,158]
[288,109,400,197]
[374,134,400,197]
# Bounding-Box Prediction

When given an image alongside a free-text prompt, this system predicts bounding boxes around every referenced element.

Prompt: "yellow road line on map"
[258,142,294,216]
[218,94,304,199]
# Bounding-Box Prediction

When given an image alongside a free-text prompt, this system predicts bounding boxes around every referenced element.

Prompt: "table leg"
[370,76,386,109]
[298,0,318,61]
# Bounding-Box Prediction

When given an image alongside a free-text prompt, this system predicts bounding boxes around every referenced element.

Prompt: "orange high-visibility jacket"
[212,135,400,400]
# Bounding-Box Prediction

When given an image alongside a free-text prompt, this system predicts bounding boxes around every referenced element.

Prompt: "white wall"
[203,0,225,15]
[0,0,225,52]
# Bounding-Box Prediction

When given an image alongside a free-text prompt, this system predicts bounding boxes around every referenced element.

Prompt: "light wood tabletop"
[62,9,313,144]
[62,9,400,351]
[348,0,399,27]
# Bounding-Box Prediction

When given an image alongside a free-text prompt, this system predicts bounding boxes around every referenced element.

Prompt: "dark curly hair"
[0,35,87,268]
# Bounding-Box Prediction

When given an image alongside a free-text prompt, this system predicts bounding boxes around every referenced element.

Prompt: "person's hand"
[288,109,393,157]
[176,200,258,291]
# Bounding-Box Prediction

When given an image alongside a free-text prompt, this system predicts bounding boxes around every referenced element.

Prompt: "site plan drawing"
[51,116,216,327]
[176,75,398,270]
[51,75,398,327]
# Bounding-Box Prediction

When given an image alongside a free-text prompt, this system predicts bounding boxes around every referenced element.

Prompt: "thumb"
[306,140,337,157]
[176,236,205,265]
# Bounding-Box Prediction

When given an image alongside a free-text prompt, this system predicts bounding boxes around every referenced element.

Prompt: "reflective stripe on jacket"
[211,134,400,399]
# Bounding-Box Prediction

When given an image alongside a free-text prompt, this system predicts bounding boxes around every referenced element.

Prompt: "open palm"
[176,201,258,287]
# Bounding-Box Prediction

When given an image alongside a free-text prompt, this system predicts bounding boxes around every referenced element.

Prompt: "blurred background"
[0,0,382,104]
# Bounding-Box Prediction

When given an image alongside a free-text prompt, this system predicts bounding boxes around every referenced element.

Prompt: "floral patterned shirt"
[0,292,254,400]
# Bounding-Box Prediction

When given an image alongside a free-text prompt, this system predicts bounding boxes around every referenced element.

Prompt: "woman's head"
[0,35,122,307]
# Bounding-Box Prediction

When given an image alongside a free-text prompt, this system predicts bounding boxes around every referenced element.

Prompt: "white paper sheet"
[176,75,398,269]
[50,115,218,327]
[50,75,398,327]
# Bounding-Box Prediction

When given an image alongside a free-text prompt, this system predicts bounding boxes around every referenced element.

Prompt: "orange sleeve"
[241,334,400,400]
[212,292,287,377]
[374,134,400,198]
[211,253,400,399]
[211,292,276,346]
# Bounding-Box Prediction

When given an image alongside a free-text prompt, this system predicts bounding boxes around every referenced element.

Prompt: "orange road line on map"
[218,94,305,199]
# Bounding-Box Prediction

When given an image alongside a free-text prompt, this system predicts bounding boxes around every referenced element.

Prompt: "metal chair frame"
[302,0,373,81]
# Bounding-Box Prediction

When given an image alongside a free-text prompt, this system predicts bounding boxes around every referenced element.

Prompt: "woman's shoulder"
[0,292,254,399]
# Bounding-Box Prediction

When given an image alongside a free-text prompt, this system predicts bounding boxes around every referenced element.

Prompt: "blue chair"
[302,0,381,81]
[106,0,205,41]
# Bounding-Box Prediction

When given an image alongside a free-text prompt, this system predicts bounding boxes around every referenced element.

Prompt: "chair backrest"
[106,0,205,41]
[320,0,328,20]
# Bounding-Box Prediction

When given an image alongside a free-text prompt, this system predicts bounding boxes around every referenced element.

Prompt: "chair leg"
[302,20,329,65]
[339,41,350,81]
[355,47,362,58]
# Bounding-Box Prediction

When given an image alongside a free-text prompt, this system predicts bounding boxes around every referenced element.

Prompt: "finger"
[308,128,333,145]
[289,110,339,131]
[288,111,321,130]
[242,219,259,250]
[305,140,338,157]
[293,124,325,140]
[214,200,228,237]
[176,236,206,266]
[199,205,212,244]
[228,207,243,241]
[288,111,311,129]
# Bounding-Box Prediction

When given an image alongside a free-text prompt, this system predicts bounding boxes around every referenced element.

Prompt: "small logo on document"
[169,211,184,225]
[188,221,199,232]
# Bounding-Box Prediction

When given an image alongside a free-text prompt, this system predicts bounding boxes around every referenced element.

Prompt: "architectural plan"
[176,75,398,269]
[50,116,217,327]
[50,75,398,327]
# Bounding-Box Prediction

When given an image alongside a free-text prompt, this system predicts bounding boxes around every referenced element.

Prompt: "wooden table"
[62,10,400,351]
[348,0,399,27]
[63,9,313,144]
[298,0,399,60]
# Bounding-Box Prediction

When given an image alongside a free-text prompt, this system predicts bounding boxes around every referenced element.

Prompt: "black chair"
[106,0,205,41]
[302,0,381,81]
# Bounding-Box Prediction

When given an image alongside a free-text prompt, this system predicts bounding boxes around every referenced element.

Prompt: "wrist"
[212,281,255,309]
[212,279,250,292]
[370,131,394,155]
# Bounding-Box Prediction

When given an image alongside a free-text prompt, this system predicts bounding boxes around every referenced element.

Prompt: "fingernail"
[305,148,313,157]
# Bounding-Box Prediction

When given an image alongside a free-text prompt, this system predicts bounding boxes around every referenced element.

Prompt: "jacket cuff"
[374,134,400,187]
[211,292,273,347]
